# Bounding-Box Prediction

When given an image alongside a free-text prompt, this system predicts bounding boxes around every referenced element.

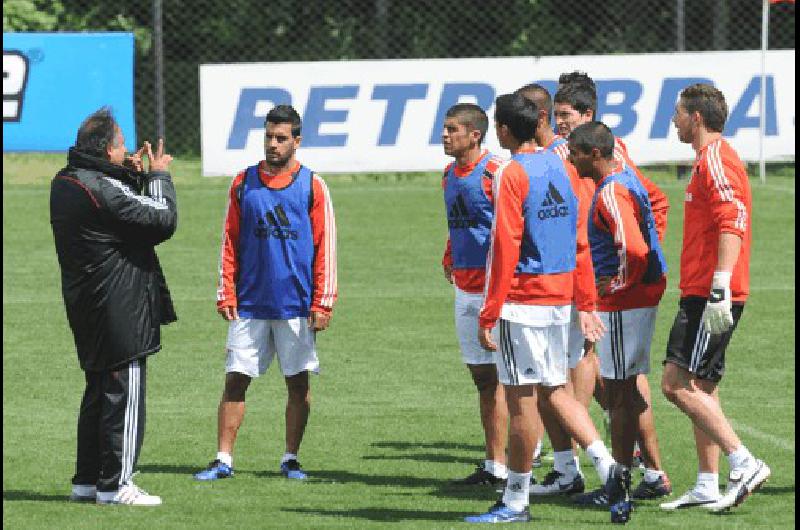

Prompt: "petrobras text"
[200,50,794,175]
[3,32,135,152]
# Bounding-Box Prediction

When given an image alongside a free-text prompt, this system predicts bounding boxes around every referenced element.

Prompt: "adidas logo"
[255,204,299,240]
[537,182,570,220]
[448,194,479,229]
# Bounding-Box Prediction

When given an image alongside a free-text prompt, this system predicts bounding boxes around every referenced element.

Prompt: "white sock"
[727,445,754,470]
[573,455,581,472]
[216,452,233,467]
[484,460,508,479]
[586,440,615,483]
[502,471,531,511]
[553,450,574,475]
[643,468,664,483]
[281,452,298,465]
[533,439,543,459]
[696,472,720,498]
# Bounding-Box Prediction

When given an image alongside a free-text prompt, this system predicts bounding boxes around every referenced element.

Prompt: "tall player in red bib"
[660,84,769,512]
[194,105,337,482]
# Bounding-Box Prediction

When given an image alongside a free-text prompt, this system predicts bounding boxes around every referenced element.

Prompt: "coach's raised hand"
[145,138,173,172]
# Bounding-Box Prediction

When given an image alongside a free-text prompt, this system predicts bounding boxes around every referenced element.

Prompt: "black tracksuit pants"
[72,358,146,492]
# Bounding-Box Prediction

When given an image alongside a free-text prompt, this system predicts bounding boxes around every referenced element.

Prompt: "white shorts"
[225,317,319,378]
[567,305,587,370]
[454,287,494,365]
[596,307,657,380]
[494,317,570,387]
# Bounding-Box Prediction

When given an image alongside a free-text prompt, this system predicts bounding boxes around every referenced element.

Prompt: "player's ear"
[293,134,302,148]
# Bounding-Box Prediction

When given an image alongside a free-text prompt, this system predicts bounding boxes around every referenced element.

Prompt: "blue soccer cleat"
[194,459,234,481]
[605,464,632,524]
[464,501,531,523]
[280,459,307,480]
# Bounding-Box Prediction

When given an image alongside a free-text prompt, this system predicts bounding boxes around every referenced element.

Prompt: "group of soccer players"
[441,73,770,524]
[178,73,768,525]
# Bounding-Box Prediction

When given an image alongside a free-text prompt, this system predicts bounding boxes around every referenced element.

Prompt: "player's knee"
[223,373,251,401]
[660,374,682,404]
[473,373,498,393]
[285,372,310,398]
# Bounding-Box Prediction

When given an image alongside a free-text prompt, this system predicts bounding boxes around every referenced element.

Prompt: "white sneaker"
[96,482,162,506]
[660,488,720,510]
[69,484,96,502]
[705,459,770,512]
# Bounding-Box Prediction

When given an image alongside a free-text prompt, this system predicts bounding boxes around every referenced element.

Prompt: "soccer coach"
[50,107,177,506]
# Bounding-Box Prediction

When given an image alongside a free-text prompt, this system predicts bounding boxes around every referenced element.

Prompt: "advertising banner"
[200,50,794,175]
[3,32,135,152]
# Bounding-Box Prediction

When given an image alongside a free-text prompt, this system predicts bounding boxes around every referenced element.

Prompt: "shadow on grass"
[3,490,70,502]
[362,452,476,465]
[282,506,468,522]
[138,463,201,475]
[756,484,796,495]
[252,469,451,488]
[370,441,484,452]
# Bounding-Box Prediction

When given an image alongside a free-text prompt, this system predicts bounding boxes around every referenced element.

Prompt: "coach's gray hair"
[75,107,119,156]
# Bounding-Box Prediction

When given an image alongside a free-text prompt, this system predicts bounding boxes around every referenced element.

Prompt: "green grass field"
[3,153,795,528]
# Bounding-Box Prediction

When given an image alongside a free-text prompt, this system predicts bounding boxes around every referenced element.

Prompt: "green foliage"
[3,0,64,31]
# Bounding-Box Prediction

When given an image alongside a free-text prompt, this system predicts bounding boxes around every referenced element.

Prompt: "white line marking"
[731,420,795,453]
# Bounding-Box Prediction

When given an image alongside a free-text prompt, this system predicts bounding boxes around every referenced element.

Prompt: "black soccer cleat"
[605,464,632,524]
[452,463,506,487]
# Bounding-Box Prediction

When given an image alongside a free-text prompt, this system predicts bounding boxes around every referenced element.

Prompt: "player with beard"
[194,104,337,482]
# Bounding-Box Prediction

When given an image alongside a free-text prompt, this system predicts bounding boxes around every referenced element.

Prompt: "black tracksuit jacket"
[50,148,178,371]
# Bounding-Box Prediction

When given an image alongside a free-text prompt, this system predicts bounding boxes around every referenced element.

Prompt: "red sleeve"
[310,175,337,314]
[566,162,597,311]
[704,145,749,238]
[618,145,669,241]
[216,171,245,310]
[442,238,453,268]
[479,161,527,328]
[593,182,651,292]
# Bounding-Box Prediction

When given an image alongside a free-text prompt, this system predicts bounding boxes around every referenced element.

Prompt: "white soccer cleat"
[705,459,770,512]
[660,488,720,510]
[69,484,96,502]
[96,482,162,506]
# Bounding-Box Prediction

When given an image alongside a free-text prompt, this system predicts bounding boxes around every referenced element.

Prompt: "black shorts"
[664,297,745,383]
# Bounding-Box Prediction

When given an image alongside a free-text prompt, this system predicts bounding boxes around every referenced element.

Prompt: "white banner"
[200,50,795,176]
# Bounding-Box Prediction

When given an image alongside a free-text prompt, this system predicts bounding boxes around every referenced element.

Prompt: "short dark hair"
[445,103,489,145]
[554,81,597,117]
[266,104,302,136]
[494,93,539,143]
[75,106,119,155]
[679,83,728,133]
[558,71,596,93]
[568,121,615,159]
[515,84,552,123]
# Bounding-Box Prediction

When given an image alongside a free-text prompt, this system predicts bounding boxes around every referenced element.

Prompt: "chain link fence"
[3,0,796,155]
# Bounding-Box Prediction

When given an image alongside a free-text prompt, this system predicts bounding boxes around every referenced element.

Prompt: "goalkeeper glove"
[702,271,734,335]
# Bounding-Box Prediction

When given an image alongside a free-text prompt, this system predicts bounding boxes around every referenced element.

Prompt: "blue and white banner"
[3,32,135,152]
[200,50,795,175]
